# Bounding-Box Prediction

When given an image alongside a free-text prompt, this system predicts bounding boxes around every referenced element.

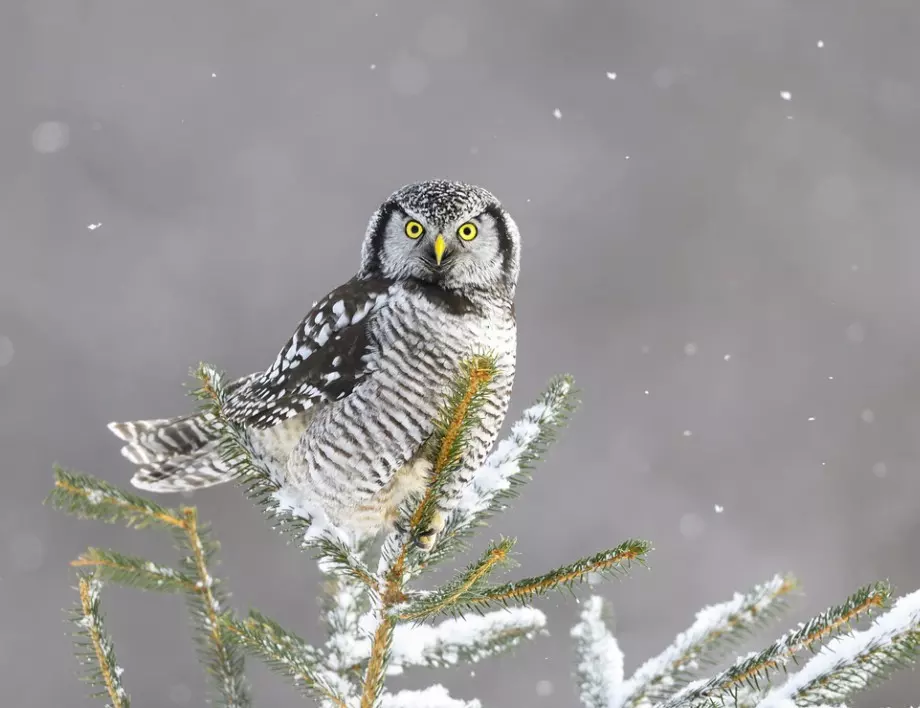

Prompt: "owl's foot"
[411,509,446,552]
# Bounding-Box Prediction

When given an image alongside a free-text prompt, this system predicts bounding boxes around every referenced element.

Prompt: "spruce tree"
[49,358,919,707]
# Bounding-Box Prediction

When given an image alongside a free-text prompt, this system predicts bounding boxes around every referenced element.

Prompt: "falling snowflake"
[682,430,693,437]
[723,353,732,361]
[684,342,698,356]
[211,72,217,78]
[87,223,102,231]
[553,108,562,119]
[606,71,617,80]
[714,504,724,513]
[807,417,816,422]
[780,91,792,101]
[817,40,825,48]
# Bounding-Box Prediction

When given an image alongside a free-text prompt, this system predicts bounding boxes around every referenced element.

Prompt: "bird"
[108,180,520,550]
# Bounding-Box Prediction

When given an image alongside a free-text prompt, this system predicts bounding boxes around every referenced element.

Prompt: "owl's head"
[359,180,521,297]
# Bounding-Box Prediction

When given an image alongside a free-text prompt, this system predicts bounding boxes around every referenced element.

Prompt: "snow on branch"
[427,375,577,566]
[390,607,547,670]
[380,684,481,708]
[567,577,920,708]
[571,595,624,708]
[758,587,920,708]
[659,582,891,708]
[456,374,576,519]
[620,574,797,707]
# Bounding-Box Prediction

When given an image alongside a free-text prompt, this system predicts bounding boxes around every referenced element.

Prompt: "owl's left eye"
[457,222,478,241]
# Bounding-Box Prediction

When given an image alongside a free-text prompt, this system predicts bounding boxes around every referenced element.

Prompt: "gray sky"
[2,1,919,706]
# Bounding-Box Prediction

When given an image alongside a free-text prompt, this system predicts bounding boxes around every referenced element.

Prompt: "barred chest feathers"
[278,280,516,534]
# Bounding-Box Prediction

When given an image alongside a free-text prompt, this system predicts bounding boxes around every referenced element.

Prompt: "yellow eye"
[405,220,425,239]
[457,222,478,241]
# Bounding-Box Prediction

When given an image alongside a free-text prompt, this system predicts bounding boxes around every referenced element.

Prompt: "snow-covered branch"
[758,588,920,708]
[572,596,624,708]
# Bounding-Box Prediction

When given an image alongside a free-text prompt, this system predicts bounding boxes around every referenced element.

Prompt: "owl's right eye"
[404,220,425,239]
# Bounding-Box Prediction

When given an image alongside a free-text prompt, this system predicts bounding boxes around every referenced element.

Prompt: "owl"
[108,180,520,549]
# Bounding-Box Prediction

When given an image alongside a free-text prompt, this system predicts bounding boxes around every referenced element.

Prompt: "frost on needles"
[47,356,919,707]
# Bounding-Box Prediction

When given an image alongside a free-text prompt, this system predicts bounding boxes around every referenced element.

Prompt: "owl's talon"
[411,509,445,552]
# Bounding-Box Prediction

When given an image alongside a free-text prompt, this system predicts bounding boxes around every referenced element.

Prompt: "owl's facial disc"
[359,180,521,296]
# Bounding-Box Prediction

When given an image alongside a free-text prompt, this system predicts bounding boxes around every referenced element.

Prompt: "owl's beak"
[433,234,447,266]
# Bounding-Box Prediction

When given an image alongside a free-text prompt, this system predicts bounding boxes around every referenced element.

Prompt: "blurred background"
[2,0,919,705]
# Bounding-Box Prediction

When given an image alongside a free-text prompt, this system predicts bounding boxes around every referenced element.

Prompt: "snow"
[454,379,571,519]
[606,72,617,80]
[381,684,481,708]
[780,91,792,101]
[758,588,920,707]
[389,607,546,669]
[714,504,724,513]
[817,40,825,48]
[87,223,102,230]
[32,121,70,153]
[623,575,790,708]
[271,485,353,547]
[553,108,562,119]
[571,595,623,708]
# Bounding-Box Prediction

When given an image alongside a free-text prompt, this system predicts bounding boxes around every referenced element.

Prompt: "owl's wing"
[223,276,395,428]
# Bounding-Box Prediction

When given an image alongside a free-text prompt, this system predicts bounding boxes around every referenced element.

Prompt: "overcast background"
[3,1,920,706]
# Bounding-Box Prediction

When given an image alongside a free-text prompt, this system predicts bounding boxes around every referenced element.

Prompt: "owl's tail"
[108,413,231,492]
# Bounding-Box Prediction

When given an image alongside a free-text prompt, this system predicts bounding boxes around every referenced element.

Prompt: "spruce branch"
[222,611,352,706]
[621,574,797,707]
[313,537,380,592]
[759,587,920,707]
[49,466,186,530]
[52,466,250,707]
[71,548,197,593]
[407,354,498,545]
[571,595,624,708]
[663,581,891,708]
[397,538,516,622]
[468,540,650,612]
[177,507,251,708]
[71,574,130,708]
[427,374,578,566]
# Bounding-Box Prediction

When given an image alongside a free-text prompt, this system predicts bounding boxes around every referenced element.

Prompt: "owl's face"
[359,181,520,296]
